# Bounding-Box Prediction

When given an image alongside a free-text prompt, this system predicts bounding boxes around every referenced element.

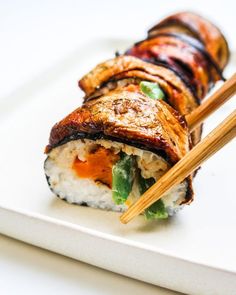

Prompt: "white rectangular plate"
[0,39,236,295]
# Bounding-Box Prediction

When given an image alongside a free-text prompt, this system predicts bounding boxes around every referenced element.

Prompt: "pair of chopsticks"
[121,73,236,224]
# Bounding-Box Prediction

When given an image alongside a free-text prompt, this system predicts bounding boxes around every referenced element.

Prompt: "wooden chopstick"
[186,73,236,131]
[120,110,236,224]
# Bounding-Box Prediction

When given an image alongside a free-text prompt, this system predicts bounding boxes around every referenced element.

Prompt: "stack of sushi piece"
[126,12,229,146]
[44,12,229,220]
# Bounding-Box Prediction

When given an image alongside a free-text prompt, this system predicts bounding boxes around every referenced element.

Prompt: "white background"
[0,1,235,294]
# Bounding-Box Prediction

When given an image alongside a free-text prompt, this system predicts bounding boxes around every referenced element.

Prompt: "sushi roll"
[44,12,229,219]
[45,86,193,219]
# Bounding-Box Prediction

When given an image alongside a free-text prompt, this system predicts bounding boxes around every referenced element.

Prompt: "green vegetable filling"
[138,173,168,220]
[144,198,168,220]
[140,81,165,100]
[112,153,136,205]
[112,151,168,220]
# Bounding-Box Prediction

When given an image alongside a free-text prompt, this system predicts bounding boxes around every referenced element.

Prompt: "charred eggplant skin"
[126,34,221,100]
[133,33,224,82]
[148,12,230,70]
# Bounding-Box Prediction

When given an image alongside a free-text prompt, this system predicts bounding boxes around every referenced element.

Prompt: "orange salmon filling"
[72,146,119,188]
[124,84,140,92]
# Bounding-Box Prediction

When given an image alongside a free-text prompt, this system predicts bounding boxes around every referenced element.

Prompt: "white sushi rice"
[44,139,188,214]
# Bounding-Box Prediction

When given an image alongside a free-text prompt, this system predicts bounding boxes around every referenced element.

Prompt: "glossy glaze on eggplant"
[148,12,229,70]
[79,55,202,146]
[126,34,222,100]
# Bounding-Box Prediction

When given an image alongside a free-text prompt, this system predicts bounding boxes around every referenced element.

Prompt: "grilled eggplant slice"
[79,56,201,146]
[126,34,222,99]
[79,56,198,115]
[148,11,230,70]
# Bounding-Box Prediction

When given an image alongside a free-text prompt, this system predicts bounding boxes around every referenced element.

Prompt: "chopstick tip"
[120,214,128,224]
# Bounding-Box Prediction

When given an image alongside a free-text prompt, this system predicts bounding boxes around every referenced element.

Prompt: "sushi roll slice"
[126,33,222,100]
[79,55,201,146]
[44,87,193,219]
[147,11,230,70]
